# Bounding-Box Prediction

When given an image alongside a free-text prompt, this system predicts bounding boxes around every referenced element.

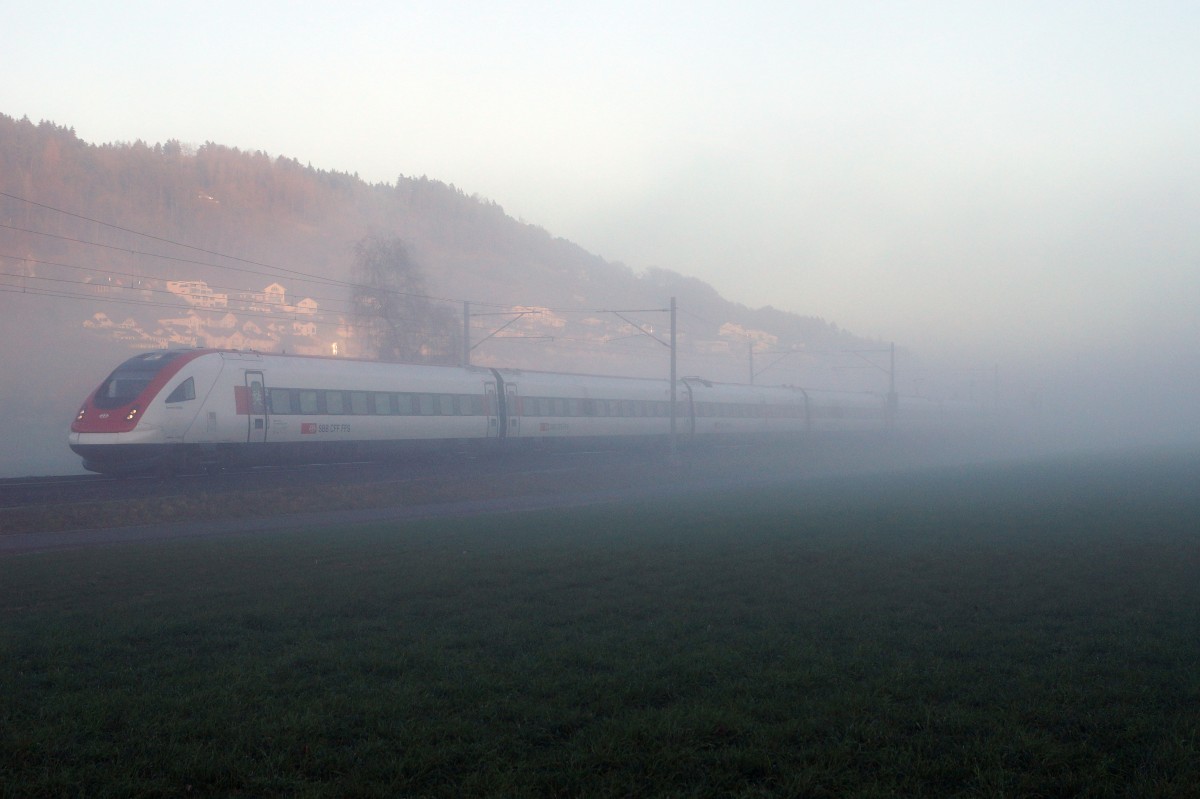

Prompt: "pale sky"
[8,1,1200,365]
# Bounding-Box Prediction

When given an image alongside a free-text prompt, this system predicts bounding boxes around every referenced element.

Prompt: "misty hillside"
[0,114,891,476]
[0,114,871,377]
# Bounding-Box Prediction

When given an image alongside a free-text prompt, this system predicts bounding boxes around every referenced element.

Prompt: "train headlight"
[125,407,141,422]
[76,407,87,422]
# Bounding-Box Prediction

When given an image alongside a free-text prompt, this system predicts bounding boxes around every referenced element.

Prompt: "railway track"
[0,448,669,528]
[1,434,1006,542]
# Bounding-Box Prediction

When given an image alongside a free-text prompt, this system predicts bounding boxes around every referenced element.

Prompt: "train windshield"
[92,351,190,409]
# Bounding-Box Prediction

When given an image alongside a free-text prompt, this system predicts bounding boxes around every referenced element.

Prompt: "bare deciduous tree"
[350,235,457,362]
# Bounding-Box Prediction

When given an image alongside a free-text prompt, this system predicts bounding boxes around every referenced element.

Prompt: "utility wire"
[0,192,516,309]
[0,253,360,314]
[0,279,454,340]
[1,194,807,369]
[1,192,687,318]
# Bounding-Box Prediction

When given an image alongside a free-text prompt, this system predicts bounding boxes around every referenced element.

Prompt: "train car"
[802,388,891,433]
[70,349,500,474]
[493,368,676,445]
[69,348,922,475]
[684,379,774,438]
[681,379,889,438]
[892,394,989,432]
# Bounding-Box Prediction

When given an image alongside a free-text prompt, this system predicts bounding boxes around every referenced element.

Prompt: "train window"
[394,393,414,415]
[298,390,319,414]
[467,395,484,415]
[95,374,154,409]
[268,388,292,414]
[438,395,455,415]
[373,393,392,415]
[249,381,266,414]
[350,391,371,415]
[582,399,595,417]
[165,377,196,404]
[417,394,437,415]
[326,391,345,415]
[552,398,566,417]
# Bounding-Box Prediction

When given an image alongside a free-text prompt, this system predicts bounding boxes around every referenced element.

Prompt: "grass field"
[3,449,1199,797]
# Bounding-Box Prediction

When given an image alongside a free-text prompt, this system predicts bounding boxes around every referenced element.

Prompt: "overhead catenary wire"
[0,252,362,315]
[0,191,683,318]
[0,191,513,309]
[0,282,457,342]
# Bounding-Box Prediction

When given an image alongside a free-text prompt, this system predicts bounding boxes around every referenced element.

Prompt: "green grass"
[3,451,1199,797]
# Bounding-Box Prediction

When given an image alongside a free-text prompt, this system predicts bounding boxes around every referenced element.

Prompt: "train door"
[245,371,268,443]
[485,381,500,438]
[505,382,520,438]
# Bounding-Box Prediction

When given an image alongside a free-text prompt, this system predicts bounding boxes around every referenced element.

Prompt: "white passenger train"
[69,348,926,475]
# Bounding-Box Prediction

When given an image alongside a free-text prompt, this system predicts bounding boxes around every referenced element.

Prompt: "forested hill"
[1,113,867,381]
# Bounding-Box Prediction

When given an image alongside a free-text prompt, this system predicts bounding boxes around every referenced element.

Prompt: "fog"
[2,328,1196,481]
[4,3,1199,477]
